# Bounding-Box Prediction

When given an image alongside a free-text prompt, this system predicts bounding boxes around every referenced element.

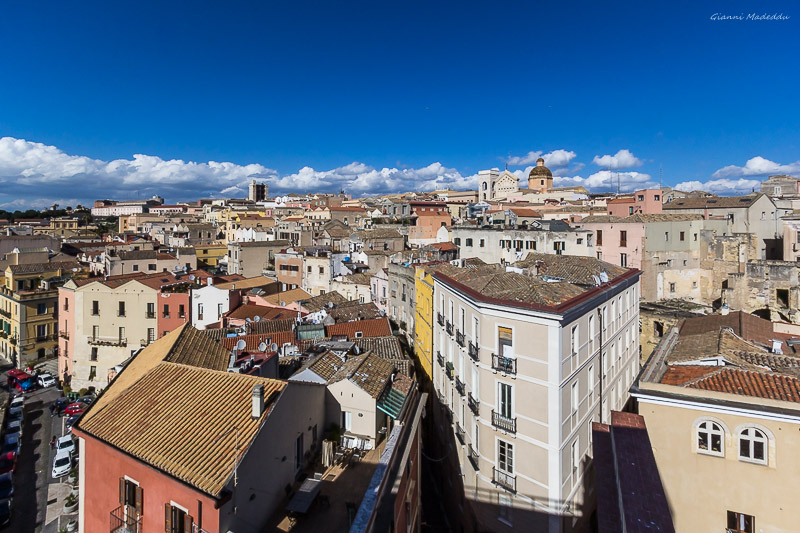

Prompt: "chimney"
[252,384,265,419]
[207,276,213,286]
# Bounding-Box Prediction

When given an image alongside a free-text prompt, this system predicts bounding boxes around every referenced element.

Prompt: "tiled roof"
[307,351,347,381]
[220,331,295,351]
[660,365,718,385]
[247,318,297,335]
[215,276,279,291]
[513,253,629,285]
[352,336,404,360]
[663,194,764,210]
[303,291,349,312]
[261,288,312,306]
[337,273,372,285]
[687,368,800,403]
[326,318,392,339]
[355,229,403,239]
[327,302,383,322]
[116,250,158,260]
[8,261,81,274]
[165,325,232,370]
[226,304,296,321]
[312,351,396,399]
[78,362,286,496]
[235,239,290,248]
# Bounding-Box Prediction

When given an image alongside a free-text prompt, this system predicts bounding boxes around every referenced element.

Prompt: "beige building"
[633,311,800,533]
[431,255,641,532]
[227,240,290,278]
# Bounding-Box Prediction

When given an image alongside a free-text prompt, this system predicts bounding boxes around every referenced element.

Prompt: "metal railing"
[491,410,517,433]
[455,423,466,444]
[436,313,444,326]
[468,394,480,416]
[59,331,69,339]
[491,353,517,374]
[145,311,156,319]
[468,341,479,361]
[468,444,479,470]
[445,362,454,380]
[88,336,127,347]
[445,321,454,336]
[456,330,465,347]
[492,468,516,492]
[436,351,445,367]
[110,505,141,533]
[455,377,465,396]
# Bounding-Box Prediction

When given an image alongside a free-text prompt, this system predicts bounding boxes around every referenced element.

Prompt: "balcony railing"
[0,309,10,319]
[59,331,69,339]
[456,330,465,347]
[491,353,517,375]
[445,362,454,380]
[468,341,479,361]
[110,505,141,533]
[491,410,517,433]
[468,444,479,470]
[445,321,454,336]
[436,351,444,367]
[88,336,127,347]
[492,468,516,493]
[455,423,466,444]
[468,393,480,416]
[436,313,444,326]
[455,377,465,396]
[145,311,156,319]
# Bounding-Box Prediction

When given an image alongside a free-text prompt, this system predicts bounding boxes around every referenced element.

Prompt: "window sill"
[696,449,724,458]
[737,456,767,466]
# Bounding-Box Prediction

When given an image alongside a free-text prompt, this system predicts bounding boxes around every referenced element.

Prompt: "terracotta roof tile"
[326,318,392,339]
[688,368,800,403]
[221,331,296,351]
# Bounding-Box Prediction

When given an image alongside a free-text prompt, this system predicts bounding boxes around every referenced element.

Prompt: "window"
[654,194,660,201]
[571,440,579,480]
[37,302,47,315]
[498,382,512,418]
[132,264,139,272]
[92,300,99,315]
[738,428,767,465]
[148,263,156,271]
[36,324,47,339]
[63,298,69,311]
[295,433,304,473]
[217,303,223,318]
[163,304,170,318]
[588,365,595,405]
[620,253,627,267]
[147,328,155,343]
[92,325,99,340]
[465,238,473,247]
[571,381,579,420]
[497,440,513,474]
[665,231,669,241]
[637,194,644,201]
[680,231,685,241]
[319,266,324,275]
[307,265,312,273]
[342,411,352,431]
[119,327,125,342]
[629,206,633,215]
[727,511,755,533]
[498,326,512,356]
[197,303,204,319]
[118,301,126,317]
[619,230,627,247]
[570,325,578,356]
[588,315,595,352]
[118,478,142,516]
[596,230,603,245]
[669,282,676,293]
[454,238,461,246]
[498,492,513,525]
[165,504,193,533]
[146,303,155,318]
[693,233,698,241]
[697,420,724,456]
[479,239,485,248]
[178,304,185,318]
[91,347,98,361]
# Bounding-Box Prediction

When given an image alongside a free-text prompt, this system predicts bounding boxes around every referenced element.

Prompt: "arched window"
[738,428,768,465]
[482,182,488,191]
[697,420,724,456]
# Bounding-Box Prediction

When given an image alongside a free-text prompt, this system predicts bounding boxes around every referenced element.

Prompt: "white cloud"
[0,197,81,211]
[712,156,800,179]
[592,149,643,169]
[507,149,577,168]
[674,178,761,195]
[554,170,655,192]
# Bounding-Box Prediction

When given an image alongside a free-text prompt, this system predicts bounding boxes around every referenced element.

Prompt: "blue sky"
[0,1,798,207]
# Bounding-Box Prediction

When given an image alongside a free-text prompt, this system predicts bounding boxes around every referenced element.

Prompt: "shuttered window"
[165,503,193,532]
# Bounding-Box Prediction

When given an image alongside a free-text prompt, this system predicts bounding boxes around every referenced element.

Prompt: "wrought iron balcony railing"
[491,410,517,433]
[492,468,516,492]
[491,353,517,375]
[468,341,479,361]
[468,393,480,416]
[455,377,465,396]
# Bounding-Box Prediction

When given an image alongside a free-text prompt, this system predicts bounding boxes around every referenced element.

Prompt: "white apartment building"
[431,255,640,532]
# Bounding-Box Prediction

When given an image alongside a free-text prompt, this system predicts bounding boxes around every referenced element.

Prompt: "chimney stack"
[252,384,265,419]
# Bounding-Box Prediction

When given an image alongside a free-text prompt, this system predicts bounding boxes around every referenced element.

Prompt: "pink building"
[607,189,663,217]
[57,286,76,383]
[578,216,646,269]
[371,268,389,313]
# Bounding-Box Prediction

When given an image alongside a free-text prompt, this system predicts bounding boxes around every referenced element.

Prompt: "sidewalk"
[43,482,77,532]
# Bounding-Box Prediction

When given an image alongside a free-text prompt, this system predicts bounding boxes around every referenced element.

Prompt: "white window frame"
[738,427,768,465]
[696,420,725,457]
[497,438,514,474]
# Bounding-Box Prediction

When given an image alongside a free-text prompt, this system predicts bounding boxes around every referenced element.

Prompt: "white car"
[37,374,56,388]
[8,396,23,411]
[56,436,76,456]
[51,452,71,478]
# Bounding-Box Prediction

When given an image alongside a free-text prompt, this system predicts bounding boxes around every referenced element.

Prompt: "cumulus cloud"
[592,149,643,169]
[712,156,800,179]
[507,149,577,168]
[674,178,761,195]
[0,136,278,204]
[554,170,656,192]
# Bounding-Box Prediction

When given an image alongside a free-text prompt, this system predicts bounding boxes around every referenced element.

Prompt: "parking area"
[1,361,79,532]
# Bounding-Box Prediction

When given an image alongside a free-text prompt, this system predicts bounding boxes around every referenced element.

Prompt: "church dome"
[528,157,552,178]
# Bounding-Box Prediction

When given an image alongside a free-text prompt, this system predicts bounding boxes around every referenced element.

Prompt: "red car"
[64,402,88,416]
[0,452,16,475]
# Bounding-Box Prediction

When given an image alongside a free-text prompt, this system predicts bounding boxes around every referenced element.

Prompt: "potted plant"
[66,519,78,532]
[63,493,78,513]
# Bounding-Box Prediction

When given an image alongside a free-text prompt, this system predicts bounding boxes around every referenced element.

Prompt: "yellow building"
[0,261,82,368]
[413,265,435,380]
[193,244,228,269]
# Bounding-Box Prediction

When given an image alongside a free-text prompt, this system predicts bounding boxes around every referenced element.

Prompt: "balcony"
[491,353,517,375]
[436,313,444,327]
[436,351,444,367]
[456,330,465,347]
[455,423,466,444]
[492,468,516,493]
[145,311,156,319]
[445,320,454,336]
[468,444,479,470]
[0,309,10,319]
[110,505,141,533]
[468,341,479,361]
[491,410,517,433]
[87,336,127,347]
[445,362,454,380]
[455,377,465,396]
[468,394,480,416]
[59,331,69,340]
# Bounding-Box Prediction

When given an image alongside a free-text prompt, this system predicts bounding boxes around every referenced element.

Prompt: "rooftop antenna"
[659,165,663,189]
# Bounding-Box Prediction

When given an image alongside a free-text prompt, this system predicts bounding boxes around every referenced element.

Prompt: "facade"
[248,179,269,202]
[274,250,304,290]
[633,311,800,533]
[370,269,389,313]
[430,256,640,532]
[387,263,415,339]
[227,240,289,278]
[605,189,663,217]
[190,283,241,330]
[760,174,800,198]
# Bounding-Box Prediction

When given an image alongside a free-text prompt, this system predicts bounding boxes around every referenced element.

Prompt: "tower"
[248,180,269,202]
[527,157,553,193]
[478,169,499,202]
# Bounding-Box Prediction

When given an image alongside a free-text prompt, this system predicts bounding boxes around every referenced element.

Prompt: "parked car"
[0,453,15,476]
[78,395,94,405]
[56,436,75,456]
[0,498,10,528]
[0,474,12,500]
[3,424,20,441]
[7,406,22,421]
[64,402,88,416]
[0,436,19,457]
[53,397,70,416]
[8,396,23,411]
[37,373,56,388]
[65,415,80,433]
[51,452,71,479]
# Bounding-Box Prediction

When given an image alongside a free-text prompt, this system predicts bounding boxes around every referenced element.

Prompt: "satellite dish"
[254,315,261,322]
[258,342,268,352]
[245,317,252,323]
[328,301,334,309]
[173,265,180,271]
[236,339,247,351]
[72,268,78,272]
[270,343,279,352]
[189,275,195,281]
